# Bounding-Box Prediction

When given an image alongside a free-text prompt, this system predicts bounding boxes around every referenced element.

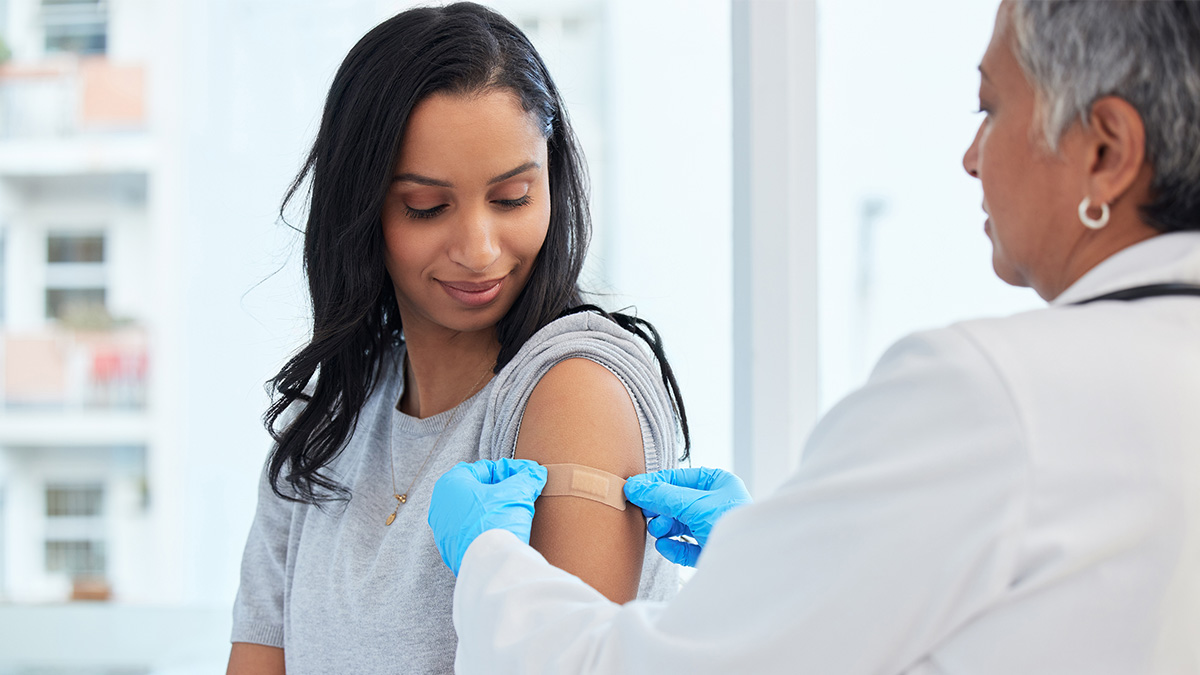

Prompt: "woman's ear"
[1085,96,1148,206]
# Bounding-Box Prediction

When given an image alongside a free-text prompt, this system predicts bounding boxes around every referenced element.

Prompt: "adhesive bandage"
[540,463,629,511]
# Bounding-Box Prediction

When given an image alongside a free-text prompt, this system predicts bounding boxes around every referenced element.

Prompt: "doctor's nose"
[962,123,982,179]
[448,211,502,273]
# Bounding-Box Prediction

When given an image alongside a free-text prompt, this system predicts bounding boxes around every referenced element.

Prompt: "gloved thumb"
[655,536,702,568]
[646,515,689,540]
[466,458,547,486]
[624,479,706,522]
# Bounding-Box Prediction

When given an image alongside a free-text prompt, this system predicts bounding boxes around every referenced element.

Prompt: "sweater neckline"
[386,344,496,437]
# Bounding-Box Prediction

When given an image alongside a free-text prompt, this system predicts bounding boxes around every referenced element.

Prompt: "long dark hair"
[266,3,689,503]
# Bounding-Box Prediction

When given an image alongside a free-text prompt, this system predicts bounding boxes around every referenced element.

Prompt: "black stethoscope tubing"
[1072,283,1200,305]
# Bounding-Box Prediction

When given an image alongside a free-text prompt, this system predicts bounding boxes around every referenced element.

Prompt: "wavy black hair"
[266,2,689,503]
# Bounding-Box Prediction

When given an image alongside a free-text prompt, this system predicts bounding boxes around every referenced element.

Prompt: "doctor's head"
[962,0,1200,301]
[286,1,589,368]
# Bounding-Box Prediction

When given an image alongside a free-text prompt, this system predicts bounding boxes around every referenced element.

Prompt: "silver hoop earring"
[1078,197,1110,230]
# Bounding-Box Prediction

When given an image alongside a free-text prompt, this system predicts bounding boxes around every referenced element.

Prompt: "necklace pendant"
[384,493,406,526]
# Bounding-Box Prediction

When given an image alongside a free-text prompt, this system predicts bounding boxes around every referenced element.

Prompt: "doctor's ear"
[1083,96,1148,208]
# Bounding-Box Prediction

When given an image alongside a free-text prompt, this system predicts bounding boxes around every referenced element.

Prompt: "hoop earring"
[1078,197,1110,230]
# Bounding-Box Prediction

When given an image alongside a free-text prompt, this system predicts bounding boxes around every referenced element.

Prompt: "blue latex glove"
[623,467,752,567]
[428,458,548,576]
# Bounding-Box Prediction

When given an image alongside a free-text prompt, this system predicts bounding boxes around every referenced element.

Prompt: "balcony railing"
[1,327,147,410]
[0,57,145,139]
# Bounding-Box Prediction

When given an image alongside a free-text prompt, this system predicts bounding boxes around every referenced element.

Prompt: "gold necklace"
[386,363,493,526]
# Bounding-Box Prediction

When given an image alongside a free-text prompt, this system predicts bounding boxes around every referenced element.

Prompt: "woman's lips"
[438,278,504,307]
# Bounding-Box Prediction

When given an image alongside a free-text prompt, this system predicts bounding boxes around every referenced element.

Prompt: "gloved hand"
[428,458,548,576]
[623,467,752,567]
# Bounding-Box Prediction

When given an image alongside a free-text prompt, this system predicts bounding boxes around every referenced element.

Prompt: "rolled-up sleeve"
[482,312,679,473]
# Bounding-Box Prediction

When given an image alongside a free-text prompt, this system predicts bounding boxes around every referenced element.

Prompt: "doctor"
[428,1,1200,673]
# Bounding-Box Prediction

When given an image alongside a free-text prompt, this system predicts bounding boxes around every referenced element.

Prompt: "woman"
[432,2,1200,673]
[227,4,688,673]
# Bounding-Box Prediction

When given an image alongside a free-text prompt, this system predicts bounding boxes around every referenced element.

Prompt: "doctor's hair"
[263,2,689,504]
[1009,0,1200,233]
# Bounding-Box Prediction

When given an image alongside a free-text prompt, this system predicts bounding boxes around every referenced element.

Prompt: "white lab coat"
[453,232,1200,675]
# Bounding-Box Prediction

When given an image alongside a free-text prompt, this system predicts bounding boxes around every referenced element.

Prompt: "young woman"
[226,4,689,674]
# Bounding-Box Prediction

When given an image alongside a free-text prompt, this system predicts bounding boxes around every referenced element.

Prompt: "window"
[47,233,104,263]
[44,231,107,321]
[46,484,103,516]
[41,0,107,56]
[45,540,106,575]
[44,483,106,577]
[816,0,1040,410]
[45,288,106,319]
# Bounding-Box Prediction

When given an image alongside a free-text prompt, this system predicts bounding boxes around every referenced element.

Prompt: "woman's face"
[962,3,1091,298]
[382,90,552,339]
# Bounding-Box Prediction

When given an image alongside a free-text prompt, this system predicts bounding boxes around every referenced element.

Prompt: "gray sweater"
[231,312,682,673]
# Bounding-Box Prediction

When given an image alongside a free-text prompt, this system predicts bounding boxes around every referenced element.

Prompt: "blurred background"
[0,0,1037,671]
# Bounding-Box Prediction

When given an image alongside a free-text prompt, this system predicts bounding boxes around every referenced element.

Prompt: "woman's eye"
[495,195,532,209]
[405,204,447,219]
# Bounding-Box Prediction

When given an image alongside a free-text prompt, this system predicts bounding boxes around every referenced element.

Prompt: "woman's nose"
[449,209,502,273]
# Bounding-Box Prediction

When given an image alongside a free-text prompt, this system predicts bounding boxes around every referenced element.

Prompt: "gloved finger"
[624,480,710,521]
[494,463,549,502]
[654,536,702,568]
[435,462,484,493]
[646,515,691,540]
[494,458,548,484]
[461,459,503,484]
[462,458,546,485]
[626,467,726,492]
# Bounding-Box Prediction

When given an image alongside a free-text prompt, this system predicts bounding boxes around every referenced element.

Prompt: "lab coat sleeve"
[453,326,1030,675]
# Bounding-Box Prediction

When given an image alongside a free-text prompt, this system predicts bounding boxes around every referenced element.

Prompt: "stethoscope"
[1074,283,1200,305]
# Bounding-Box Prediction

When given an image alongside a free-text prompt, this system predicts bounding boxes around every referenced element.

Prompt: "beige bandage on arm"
[540,463,629,511]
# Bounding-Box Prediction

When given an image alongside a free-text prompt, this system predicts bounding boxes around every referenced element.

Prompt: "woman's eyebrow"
[393,173,452,187]
[488,161,540,185]
[391,161,541,187]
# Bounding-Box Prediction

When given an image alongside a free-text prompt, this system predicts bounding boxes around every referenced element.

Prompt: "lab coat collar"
[1051,231,1200,306]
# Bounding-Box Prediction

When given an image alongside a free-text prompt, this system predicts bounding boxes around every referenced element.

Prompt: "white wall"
[109,0,153,62]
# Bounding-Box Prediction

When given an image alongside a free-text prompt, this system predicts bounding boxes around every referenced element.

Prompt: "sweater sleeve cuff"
[231,621,284,649]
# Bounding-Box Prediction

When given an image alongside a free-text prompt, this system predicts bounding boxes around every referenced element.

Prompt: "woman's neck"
[400,324,499,419]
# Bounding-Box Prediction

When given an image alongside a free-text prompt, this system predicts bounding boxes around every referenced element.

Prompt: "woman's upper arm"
[227,643,285,675]
[513,357,649,604]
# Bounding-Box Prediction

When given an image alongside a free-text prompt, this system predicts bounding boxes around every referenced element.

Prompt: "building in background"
[0,0,154,605]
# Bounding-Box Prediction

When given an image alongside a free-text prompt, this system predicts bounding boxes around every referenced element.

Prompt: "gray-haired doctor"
[428,2,1200,673]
